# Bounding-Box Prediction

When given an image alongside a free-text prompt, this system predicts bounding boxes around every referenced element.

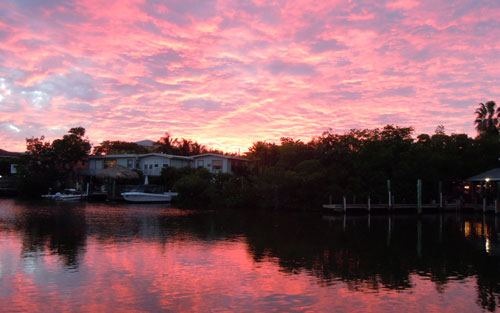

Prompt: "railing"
[80,167,163,176]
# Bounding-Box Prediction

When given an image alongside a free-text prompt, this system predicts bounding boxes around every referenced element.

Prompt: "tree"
[154,132,208,156]
[93,140,149,155]
[474,101,499,137]
[17,127,91,197]
[435,125,446,135]
[155,132,177,154]
[246,141,280,173]
[51,127,91,182]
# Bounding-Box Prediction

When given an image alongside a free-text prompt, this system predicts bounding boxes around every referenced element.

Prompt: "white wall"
[194,156,229,173]
[170,158,191,168]
[140,156,168,176]
[138,156,190,176]
[88,159,104,171]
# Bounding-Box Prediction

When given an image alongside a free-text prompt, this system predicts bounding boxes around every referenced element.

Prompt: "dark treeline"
[156,123,500,210]
[224,125,499,210]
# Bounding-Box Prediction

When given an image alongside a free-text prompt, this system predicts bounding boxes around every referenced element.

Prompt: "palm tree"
[155,132,176,154]
[474,101,499,136]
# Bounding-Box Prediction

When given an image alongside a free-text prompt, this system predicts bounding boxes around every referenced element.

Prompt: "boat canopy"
[467,168,500,182]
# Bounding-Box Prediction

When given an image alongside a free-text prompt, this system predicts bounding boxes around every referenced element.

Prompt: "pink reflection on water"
[0,233,487,313]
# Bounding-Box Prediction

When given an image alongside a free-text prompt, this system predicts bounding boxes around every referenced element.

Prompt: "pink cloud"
[0,0,499,152]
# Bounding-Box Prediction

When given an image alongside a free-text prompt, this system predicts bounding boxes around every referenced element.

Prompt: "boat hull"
[121,192,177,203]
[43,193,87,201]
[54,195,86,201]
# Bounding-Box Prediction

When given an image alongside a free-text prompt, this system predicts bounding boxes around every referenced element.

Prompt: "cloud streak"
[0,0,499,152]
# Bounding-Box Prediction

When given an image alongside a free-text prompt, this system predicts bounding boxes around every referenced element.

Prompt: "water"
[0,199,499,312]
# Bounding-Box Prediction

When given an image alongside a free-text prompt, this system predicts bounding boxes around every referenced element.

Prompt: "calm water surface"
[1,198,499,312]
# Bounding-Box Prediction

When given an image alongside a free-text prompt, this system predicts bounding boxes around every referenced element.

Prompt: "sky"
[0,0,499,153]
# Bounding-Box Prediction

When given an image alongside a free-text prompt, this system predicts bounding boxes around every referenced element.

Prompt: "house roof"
[90,153,140,159]
[96,164,139,180]
[141,153,192,160]
[192,153,248,161]
[467,168,500,182]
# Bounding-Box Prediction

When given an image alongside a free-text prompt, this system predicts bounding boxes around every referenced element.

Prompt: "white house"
[192,153,247,174]
[88,153,247,176]
[88,153,192,176]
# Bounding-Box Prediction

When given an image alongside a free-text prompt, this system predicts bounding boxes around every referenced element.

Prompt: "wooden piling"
[483,198,487,213]
[367,196,371,213]
[343,196,347,213]
[387,180,392,209]
[417,179,422,215]
[438,181,443,209]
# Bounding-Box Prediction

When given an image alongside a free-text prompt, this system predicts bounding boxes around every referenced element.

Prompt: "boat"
[121,185,178,203]
[42,189,87,201]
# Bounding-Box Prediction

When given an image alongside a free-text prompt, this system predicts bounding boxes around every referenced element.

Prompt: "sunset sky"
[1,0,499,152]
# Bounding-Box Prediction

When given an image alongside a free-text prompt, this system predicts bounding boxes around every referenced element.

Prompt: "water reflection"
[15,203,87,269]
[1,199,500,312]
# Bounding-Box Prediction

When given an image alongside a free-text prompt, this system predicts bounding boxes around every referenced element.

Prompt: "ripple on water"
[0,199,498,312]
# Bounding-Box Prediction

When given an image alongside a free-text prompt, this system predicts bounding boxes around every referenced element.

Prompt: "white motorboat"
[121,191,178,202]
[42,189,87,201]
[121,185,178,203]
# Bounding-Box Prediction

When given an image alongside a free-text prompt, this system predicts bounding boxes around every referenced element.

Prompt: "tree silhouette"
[474,101,499,136]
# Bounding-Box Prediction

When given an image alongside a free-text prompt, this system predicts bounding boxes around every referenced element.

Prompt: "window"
[127,159,134,169]
[212,160,222,170]
[105,159,117,168]
[162,163,168,168]
[197,160,204,168]
[149,164,153,169]
[144,164,147,169]
[154,164,158,168]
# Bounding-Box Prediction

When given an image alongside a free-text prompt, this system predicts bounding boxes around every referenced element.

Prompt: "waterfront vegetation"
[16,127,91,198]
[9,101,500,210]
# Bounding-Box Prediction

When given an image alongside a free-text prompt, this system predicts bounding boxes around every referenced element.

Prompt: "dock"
[323,178,500,214]
[323,200,498,214]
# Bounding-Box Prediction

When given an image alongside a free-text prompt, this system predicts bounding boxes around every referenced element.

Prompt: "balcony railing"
[81,166,164,177]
